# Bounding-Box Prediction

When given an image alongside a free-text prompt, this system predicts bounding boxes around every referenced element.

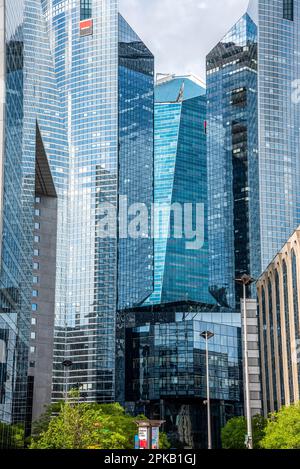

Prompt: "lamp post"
[235,274,256,450]
[62,359,73,401]
[200,330,214,450]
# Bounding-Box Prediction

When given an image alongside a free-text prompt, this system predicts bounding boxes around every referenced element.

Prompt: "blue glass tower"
[207,0,300,308]
[40,2,154,403]
[145,75,212,306]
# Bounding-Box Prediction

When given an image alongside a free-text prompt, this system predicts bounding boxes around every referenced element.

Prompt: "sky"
[119,0,249,81]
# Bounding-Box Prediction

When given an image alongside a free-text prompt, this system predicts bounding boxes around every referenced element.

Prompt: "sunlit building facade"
[257,226,300,416]
[255,0,300,270]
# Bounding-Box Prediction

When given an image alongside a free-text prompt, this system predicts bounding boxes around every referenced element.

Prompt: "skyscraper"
[207,0,300,308]
[255,0,300,269]
[145,75,212,306]
[40,1,154,403]
[120,75,244,448]
[207,10,259,308]
[0,0,67,447]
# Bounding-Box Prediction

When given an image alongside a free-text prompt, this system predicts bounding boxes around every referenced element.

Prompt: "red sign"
[80,19,93,30]
[80,19,93,36]
[140,439,147,449]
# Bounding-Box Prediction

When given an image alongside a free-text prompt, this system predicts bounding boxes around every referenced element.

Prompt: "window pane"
[80,0,92,20]
[283,0,294,20]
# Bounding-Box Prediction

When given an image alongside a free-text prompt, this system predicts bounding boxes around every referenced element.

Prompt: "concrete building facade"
[257,226,300,416]
[242,299,262,417]
[26,132,58,426]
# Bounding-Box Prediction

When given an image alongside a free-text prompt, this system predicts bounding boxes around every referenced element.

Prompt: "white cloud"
[119,0,249,81]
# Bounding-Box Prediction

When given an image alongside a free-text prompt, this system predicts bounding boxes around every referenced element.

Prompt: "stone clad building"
[257,226,300,416]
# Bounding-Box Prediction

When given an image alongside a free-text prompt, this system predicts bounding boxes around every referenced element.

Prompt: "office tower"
[0,0,66,447]
[257,226,300,416]
[40,1,154,403]
[255,0,300,269]
[120,75,244,447]
[124,303,243,449]
[207,10,259,309]
[207,0,300,308]
[145,75,212,306]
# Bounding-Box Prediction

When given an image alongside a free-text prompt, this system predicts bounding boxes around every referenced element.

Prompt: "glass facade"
[80,0,92,20]
[257,0,300,270]
[207,0,300,307]
[207,13,259,308]
[145,76,212,306]
[125,303,243,448]
[40,2,154,403]
[0,2,31,442]
[0,0,66,447]
[118,15,154,310]
[283,0,294,20]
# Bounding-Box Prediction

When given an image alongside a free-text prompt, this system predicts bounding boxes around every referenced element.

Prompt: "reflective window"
[80,0,92,20]
[283,0,294,20]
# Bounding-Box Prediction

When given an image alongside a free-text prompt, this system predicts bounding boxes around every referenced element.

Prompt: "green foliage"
[30,402,62,442]
[221,415,267,449]
[30,394,144,450]
[0,422,25,449]
[159,432,171,449]
[261,404,300,449]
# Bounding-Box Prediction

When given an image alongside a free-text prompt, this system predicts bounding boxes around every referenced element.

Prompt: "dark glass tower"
[207,11,259,308]
[118,15,154,311]
[207,0,300,308]
[40,2,154,403]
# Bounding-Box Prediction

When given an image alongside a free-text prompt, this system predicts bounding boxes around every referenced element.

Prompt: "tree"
[221,415,267,449]
[159,432,171,449]
[261,404,300,449]
[0,422,25,449]
[30,392,163,449]
[30,402,62,442]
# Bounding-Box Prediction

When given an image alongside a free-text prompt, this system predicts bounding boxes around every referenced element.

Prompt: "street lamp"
[62,359,73,401]
[235,274,256,450]
[200,330,214,450]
